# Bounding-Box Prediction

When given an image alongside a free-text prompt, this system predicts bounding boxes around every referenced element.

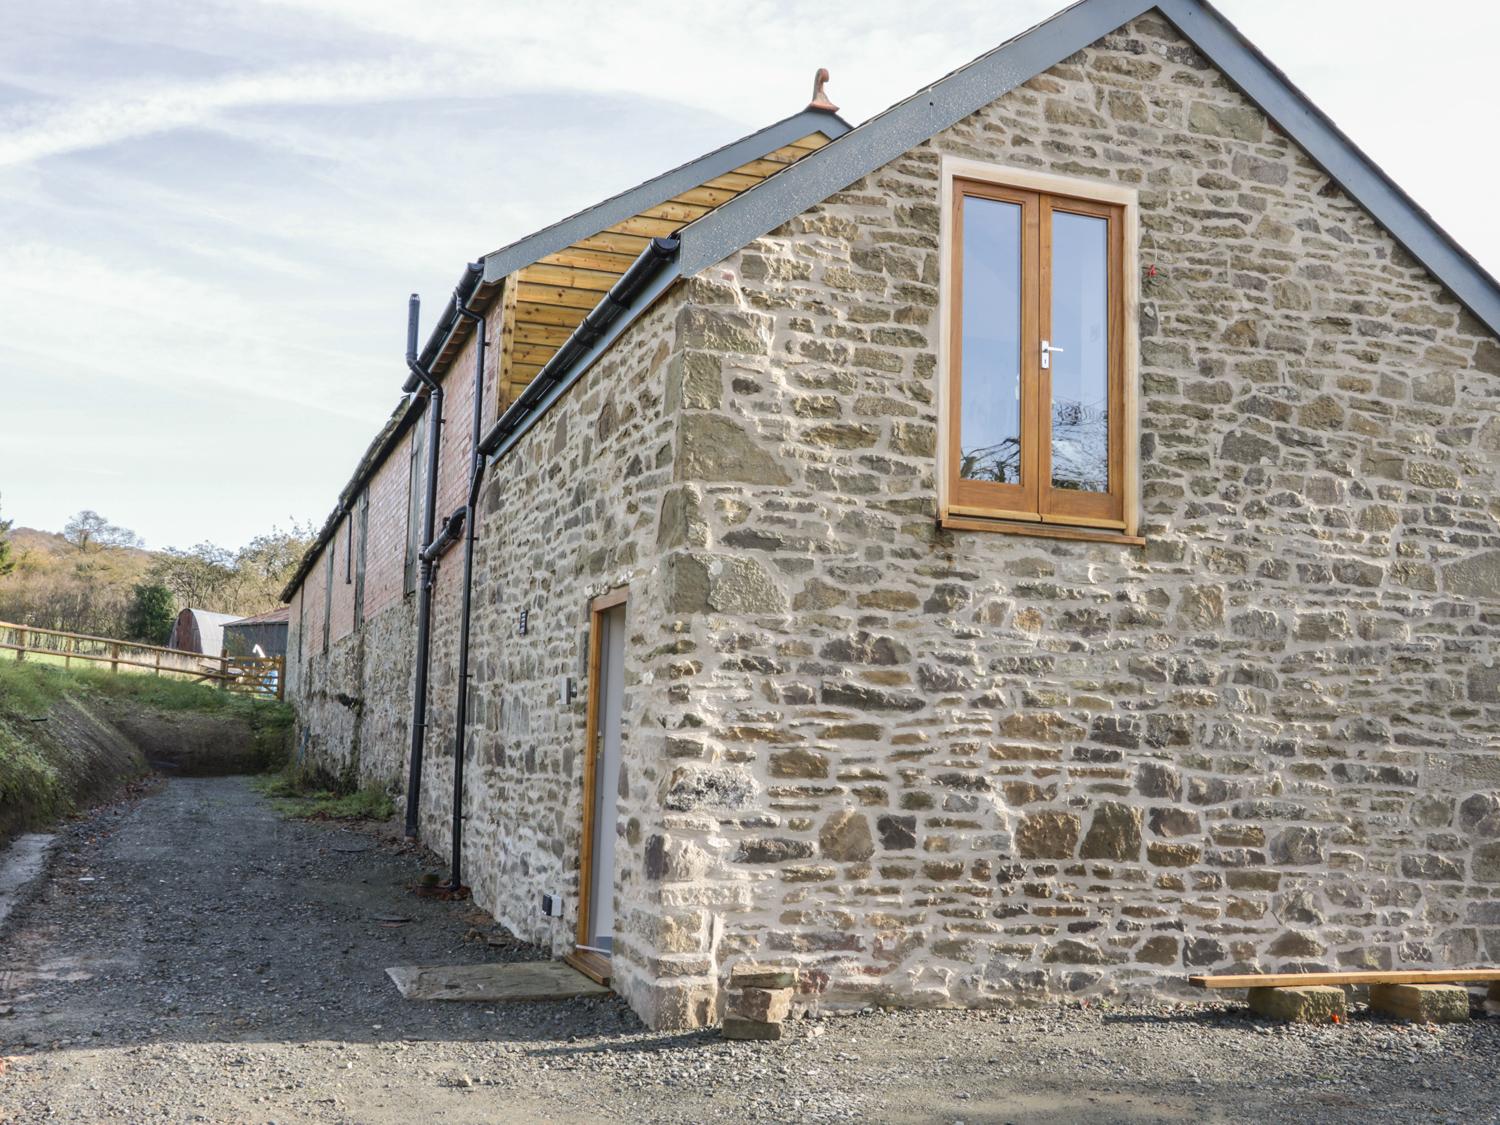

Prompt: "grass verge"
[254,762,396,822]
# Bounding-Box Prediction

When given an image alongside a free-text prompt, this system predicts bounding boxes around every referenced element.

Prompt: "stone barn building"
[282,0,1500,1030]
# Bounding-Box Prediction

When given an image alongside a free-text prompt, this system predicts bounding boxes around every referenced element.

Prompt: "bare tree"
[62,510,142,551]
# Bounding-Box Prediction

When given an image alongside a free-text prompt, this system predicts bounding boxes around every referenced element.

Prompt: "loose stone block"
[729,965,798,990]
[722,1016,785,1041]
[731,986,792,1023]
[1247,985,1347,1023]
[1369,984,1470,1023]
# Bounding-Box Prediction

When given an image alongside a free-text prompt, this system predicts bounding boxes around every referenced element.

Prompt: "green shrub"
[255,759,395,822]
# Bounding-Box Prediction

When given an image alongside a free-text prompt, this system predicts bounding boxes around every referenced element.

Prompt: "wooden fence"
[0,620,284,701]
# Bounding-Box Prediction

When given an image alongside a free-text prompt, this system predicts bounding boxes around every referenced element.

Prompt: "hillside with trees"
[0,502,311,645]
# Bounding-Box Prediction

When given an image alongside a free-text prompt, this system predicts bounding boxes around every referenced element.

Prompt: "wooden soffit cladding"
[494,131,834,407]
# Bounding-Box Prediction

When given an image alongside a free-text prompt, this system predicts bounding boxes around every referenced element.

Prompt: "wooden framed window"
[940,161,1139,543]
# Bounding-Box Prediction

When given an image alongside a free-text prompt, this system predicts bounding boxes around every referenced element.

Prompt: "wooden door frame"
[563,585,628,987]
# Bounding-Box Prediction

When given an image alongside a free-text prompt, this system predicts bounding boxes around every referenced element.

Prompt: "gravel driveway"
[1,776,1496,1123]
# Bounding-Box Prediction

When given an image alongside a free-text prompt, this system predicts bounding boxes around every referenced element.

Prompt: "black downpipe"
[446,275,487,890]
[403,294,444,840]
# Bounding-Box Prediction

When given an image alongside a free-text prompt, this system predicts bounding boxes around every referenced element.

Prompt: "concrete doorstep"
[0,834,58,934]
[386,961,609,1002]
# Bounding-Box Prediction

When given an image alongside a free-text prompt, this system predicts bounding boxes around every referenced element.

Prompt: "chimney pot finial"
[807,67,838,114]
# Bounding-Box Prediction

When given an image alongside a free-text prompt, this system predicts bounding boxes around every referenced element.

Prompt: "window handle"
[1041,340,1064,370]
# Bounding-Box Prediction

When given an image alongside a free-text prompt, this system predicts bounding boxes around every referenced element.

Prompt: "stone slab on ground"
[1369,984,1470,1023]
[386,960,609,1002]
[1247,985,1348,1023]
[722,1015,785,1041]
[0,834,56,933]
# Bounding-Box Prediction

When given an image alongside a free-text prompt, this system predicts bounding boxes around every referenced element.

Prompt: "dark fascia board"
[480,107,851,285]
[676,0,1500,339]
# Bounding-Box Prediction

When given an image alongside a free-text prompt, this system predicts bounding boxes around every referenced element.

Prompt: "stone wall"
[279,10,1500,1031]
[653,12,1500,1017]
[287,420,421,792]
[417,288,709,1027]
[288,597,415,791]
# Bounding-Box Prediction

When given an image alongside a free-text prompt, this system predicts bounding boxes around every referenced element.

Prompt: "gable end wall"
[657,12,1500,1015]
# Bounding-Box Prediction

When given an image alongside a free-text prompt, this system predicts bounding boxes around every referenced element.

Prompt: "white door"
[584,603,625,954]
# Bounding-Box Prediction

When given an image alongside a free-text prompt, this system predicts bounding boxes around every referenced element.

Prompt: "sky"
[2,0,1496,552]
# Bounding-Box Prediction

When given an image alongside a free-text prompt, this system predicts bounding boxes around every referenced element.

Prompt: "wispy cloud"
[0,60,460,167]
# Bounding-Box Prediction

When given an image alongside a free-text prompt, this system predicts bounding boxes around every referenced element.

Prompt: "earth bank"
[0,662,292,844]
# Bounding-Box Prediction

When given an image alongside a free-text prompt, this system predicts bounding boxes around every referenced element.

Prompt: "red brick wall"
[286,306,500,616]
[434,330,481,525]
[300,547,328,655]
[329,512,356,644]
[363,428,416,620]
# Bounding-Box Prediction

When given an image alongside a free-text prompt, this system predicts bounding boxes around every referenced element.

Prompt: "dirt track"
[2,777,1497,1124]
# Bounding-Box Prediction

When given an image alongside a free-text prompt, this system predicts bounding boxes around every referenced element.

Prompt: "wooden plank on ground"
[1191,968,1500,989]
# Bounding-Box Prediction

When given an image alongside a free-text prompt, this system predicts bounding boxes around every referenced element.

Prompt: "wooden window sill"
[938,513,1145,547]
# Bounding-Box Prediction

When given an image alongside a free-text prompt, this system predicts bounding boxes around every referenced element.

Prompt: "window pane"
[959,196,1023,485]
[1049,210,1109,494]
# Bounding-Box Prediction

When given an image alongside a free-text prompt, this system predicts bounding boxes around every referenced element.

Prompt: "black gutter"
[446,277,488,892]
[478,236,681,458]
[402,293,445,840]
